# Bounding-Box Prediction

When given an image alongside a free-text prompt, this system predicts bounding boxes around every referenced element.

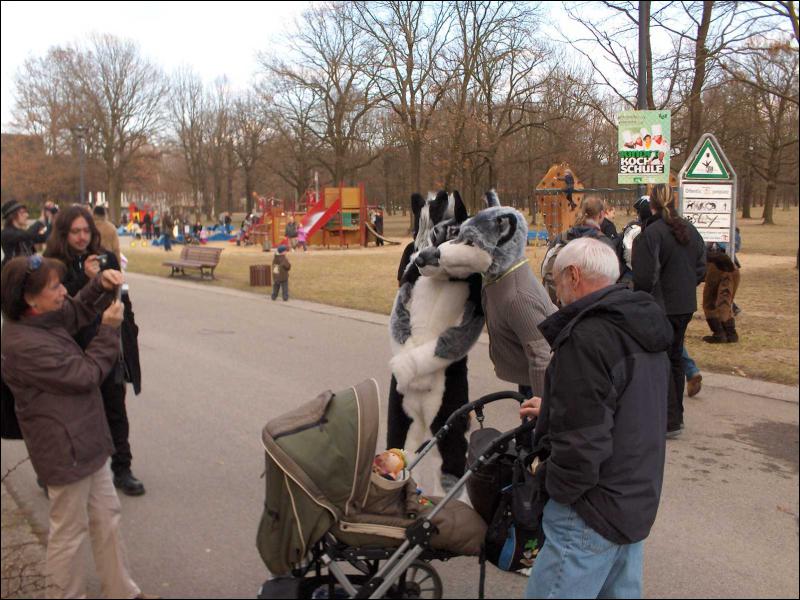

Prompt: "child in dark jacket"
[271,245,291,301]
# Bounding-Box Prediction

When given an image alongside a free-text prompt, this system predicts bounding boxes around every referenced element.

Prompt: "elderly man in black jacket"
[520,237,672,599]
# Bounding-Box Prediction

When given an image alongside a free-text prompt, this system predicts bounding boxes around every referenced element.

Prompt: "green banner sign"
[618,110,671,184]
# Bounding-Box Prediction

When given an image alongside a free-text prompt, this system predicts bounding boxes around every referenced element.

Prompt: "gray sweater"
[481,260,556,396]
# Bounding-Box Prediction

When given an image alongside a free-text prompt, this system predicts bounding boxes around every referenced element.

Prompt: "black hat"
[1,200,26,221]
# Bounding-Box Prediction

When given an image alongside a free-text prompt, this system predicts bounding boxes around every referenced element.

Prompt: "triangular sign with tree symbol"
[685,139,730,179]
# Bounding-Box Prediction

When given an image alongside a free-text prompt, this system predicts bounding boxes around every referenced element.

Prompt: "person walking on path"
[520,237,672,599]
[271,245,291,301]
[632,184,706,438]
[45,205,146,496]
[0,257,153,599]
[162,212,174,252]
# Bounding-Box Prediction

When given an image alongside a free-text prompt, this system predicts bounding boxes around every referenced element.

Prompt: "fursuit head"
[415,190,529,281]
[389,190,484,495]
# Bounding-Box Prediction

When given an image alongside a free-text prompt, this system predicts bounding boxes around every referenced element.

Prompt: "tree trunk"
[108,173,121,225]
[762,148,780,225]
[741,164,753,219]
[687,1,713,152]
[245,170,254,213]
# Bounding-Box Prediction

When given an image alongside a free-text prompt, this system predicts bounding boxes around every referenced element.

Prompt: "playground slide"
[301,200,341,240]
[363,222,401,245]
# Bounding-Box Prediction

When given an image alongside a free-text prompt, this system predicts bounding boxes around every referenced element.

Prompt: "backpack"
[621,221,642,272]
[540,234,566,305]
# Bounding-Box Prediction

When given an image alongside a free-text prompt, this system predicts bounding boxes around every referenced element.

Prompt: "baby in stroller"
[257,380,542,599]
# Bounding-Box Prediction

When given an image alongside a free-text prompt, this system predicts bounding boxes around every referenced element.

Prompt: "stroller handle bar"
[407,390,527,473]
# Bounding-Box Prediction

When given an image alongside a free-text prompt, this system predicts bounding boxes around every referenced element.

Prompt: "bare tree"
[263,2,380,185]
[169,67,211,217]
[739,42,799,224]
[262,76,321,202]
[71,34,168,222]
[469,2,549,188]
[353,1,453,193]
[231,91,269,213]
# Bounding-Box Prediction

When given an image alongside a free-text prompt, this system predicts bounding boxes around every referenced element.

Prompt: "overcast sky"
[0,0,310,130]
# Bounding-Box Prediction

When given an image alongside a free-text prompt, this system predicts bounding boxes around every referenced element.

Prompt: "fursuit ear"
[411,193,425,234]
[451,190,468,223]
[429,190,449,225]
[496,213,517,246]
[484,189,501,208]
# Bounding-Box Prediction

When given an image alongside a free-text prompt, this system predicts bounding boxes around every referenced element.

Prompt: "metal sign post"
[678,133,738,264]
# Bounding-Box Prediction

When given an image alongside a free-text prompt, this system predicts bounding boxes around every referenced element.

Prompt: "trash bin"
[249,264,271,287]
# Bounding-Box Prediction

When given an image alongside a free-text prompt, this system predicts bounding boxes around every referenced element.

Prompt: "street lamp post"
[637,1,651,200]
[74,126,87,205]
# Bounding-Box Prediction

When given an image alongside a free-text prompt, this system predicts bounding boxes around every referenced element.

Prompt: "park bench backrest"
[183,246,223,264]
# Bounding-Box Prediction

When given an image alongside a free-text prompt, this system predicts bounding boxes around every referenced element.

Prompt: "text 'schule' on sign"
[679,134,737,257]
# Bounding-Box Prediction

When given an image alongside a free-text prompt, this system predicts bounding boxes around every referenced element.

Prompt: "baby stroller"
[256,379,538,599]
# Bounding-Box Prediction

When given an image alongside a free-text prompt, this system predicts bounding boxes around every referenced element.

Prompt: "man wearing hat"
[1,199,54,267]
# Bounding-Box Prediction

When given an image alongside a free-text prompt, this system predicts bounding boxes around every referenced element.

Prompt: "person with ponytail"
[632,184,706,438]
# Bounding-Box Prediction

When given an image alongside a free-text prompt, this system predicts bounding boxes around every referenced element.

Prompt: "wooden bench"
[163,246,223,280]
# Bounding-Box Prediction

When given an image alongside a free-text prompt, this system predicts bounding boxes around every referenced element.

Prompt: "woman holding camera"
[44,205,145,496]
[0,257,147,598]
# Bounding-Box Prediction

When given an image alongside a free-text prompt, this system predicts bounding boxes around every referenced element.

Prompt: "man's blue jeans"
[681,346,700,379]
[525,500,644,599]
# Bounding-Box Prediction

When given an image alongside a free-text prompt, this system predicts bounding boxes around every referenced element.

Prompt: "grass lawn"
[124,206,798,385]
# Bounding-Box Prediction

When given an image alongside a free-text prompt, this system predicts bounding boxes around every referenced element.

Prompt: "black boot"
[113,470,146,496]
[722,319,739,343]
[703,318,727,343]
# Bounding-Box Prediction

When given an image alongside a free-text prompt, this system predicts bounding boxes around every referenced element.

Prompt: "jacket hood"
[566,224,602,241]
[540,284,672,353]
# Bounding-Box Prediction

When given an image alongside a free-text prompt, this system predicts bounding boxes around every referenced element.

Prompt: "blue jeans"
[681,346,699,379]
[163,234,172,251]
[525,500,644,599]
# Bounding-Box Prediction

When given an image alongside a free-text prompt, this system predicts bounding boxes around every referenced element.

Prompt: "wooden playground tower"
[251,184,377,249]
[534,163,585,239]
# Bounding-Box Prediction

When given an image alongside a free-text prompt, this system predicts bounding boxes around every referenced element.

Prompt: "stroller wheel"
[394,561,442,599]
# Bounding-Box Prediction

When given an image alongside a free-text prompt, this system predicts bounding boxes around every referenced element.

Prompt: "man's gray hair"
[553,237,620,284]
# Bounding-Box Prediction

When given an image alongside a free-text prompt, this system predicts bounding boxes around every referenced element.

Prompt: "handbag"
[1,374,24,440]
[483,444,549,572]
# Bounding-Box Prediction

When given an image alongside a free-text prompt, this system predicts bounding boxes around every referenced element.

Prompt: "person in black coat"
[520,237,672,599]
[632,184,706,437]
[1,199,54,266]
[44,205,145,496]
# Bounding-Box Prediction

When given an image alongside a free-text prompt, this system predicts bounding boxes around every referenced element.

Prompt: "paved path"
[2,273,798,598]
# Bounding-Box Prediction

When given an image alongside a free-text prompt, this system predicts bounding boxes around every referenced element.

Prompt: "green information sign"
[617,110,671,184]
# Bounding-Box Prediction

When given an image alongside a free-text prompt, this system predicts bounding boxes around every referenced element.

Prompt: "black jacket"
[534,284,672,545]
[600,218,618,240]
[632,215,706,315]
[1,222,48,266]
[62,252,142,395]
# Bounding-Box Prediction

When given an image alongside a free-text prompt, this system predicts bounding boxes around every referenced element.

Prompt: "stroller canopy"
[258,379,381,574]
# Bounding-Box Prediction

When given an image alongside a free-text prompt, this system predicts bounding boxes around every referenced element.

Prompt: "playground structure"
[250,184,399,249]
[532,163,678,240]
[534,163,585,240]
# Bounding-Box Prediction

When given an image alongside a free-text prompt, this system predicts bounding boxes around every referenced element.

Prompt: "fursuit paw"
[391,353,417,395]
